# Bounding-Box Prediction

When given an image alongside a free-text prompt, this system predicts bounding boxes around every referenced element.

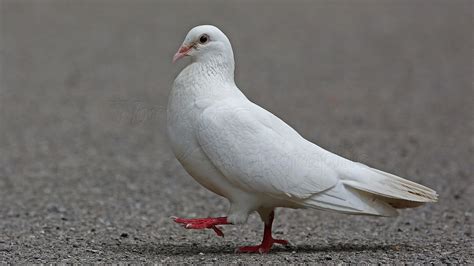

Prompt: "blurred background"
[0,0,472,263]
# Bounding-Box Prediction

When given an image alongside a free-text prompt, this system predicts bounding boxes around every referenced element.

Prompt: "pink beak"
[173,45,192,63]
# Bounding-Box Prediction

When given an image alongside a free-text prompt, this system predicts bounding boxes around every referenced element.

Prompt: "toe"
[273,239,289,245]
[237,246,259,253]
[211,225,225,237]
[172,217,188,224]
[237,245,271,253]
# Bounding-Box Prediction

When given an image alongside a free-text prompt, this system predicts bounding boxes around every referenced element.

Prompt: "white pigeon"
[167,25,437,253]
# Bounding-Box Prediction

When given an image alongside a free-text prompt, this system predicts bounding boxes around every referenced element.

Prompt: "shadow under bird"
[167,25,438,253]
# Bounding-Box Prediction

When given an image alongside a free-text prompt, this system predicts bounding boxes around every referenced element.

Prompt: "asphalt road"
[0,0,472,263]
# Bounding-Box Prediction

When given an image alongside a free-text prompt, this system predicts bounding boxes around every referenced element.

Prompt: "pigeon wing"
[196,99,338,199]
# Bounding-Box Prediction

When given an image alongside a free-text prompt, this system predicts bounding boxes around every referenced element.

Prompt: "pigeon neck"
[192,52,235,84]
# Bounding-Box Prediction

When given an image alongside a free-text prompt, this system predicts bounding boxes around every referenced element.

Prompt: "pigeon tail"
[301,182,399,217]
[340,163,438,209]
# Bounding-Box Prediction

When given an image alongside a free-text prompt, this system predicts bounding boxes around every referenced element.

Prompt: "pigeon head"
[173,25,234,67]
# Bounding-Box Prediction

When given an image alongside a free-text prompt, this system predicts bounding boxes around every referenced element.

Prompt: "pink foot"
[172,216,229,237]
[237,238,289,253]
[236,210,289,253]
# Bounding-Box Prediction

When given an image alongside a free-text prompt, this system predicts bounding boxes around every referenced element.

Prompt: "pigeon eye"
[199,34,209,44]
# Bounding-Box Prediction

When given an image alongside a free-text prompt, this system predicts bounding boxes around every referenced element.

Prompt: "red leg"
[237,211,289,254]
[172,216,230,237]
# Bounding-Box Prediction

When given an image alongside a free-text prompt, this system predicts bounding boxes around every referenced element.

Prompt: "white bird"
[167,25,437,253]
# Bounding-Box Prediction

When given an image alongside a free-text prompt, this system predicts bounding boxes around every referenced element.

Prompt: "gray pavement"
[0,0,472,263]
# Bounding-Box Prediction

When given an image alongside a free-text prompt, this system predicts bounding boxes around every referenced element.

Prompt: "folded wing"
[196,99,338,199]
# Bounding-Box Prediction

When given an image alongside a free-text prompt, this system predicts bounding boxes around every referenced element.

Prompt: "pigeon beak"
[173,45,192,63]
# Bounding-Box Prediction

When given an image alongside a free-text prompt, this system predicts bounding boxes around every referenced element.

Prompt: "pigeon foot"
[237,238,289,254]
[172,216,229,237]
[236,210,289,253]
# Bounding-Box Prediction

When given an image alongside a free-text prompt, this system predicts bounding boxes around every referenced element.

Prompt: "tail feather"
[340,163,438,205]
[301,182,399,216]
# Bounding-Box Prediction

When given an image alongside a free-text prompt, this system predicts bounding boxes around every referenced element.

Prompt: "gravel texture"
[0,0,472,263]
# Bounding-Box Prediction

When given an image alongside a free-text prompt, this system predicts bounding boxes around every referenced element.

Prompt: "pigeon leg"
[237,211,289,253]
[172,216,230,237]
